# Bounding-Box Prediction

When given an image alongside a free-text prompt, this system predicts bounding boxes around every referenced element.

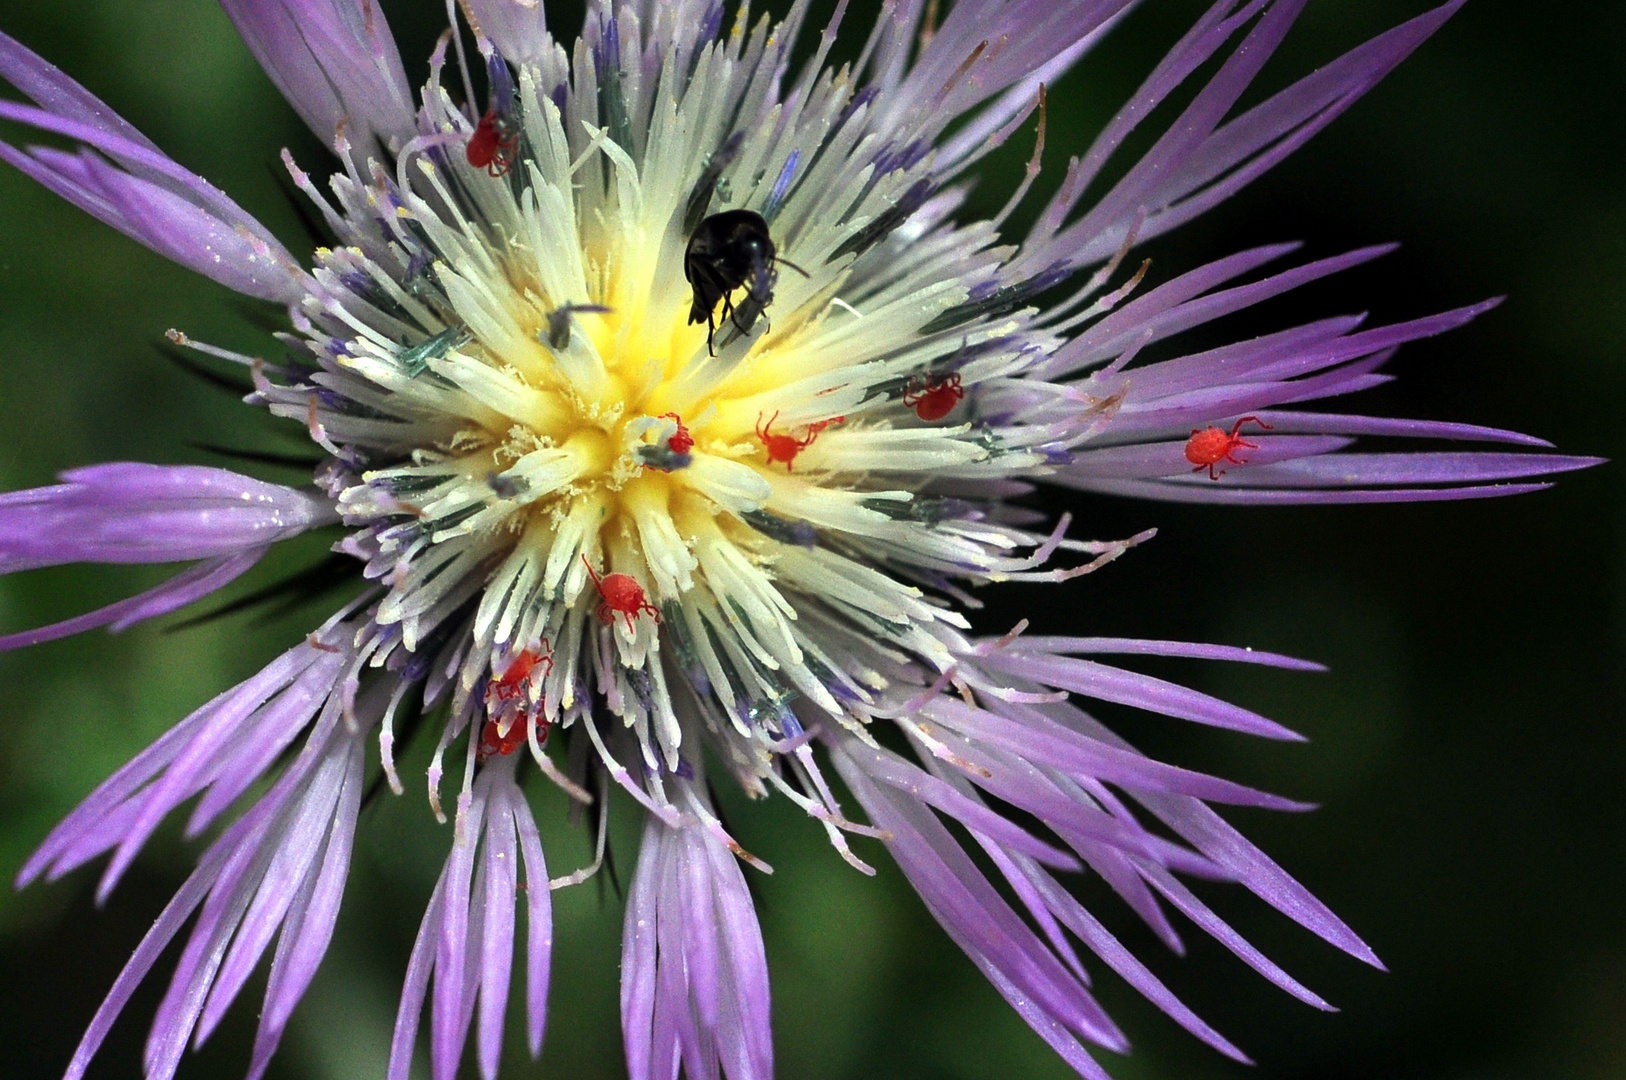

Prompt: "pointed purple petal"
[510,783,552,1057]
[1007,636,1325,672]
[0,100,304,301]
[218,0,416,165]
[984,652,1304,740]
[0,31,160,151]
[836,748,1127,1055]
[0,464,331,571]
[1192,451,1603,488]
[1012,853,1253,1062]
[465,0,550,65]
[0,549,264,654]
[849,741,1083,868]
[244,743,364,1080]
[1136,792,1382,966]
[476,776,519,1080]
[431,792,487,1080]
[389,876,449,1080]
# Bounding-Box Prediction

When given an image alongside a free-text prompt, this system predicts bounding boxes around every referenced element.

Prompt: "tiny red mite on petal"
[903,372,965,421]
[1185,415,1273,480]
[582,555,661,632]
[466,109,518,176]
[660,412,694,454]
[755,410,833,471]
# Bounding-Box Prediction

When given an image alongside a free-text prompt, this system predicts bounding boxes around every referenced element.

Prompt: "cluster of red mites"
[480,560,667,756]
[479,645,553,760]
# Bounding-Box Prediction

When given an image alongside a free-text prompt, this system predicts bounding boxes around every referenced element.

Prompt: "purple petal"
[1067,475,1563,505]
[1018,0,1264,267]
[1120,2,1462,249]
[1005,851,1252,1062]
[898,0,1135,127]
[1034,1,1463,267]
[1135,792,1381,966]
[218,0,416,164]
[185,651,350,835]
[432,793,488,1080]
[143,825,276,1080]
[61,821,245,1080]
[1006,636,1325,672]
[621,803,772,1080]
[0,100,305,302]
[1176,2,1467,212]
[923,736,1225,876]
[1139,864,1334,1008]
[1073,0,1310,243]
[835,749,1127,1058]
[20,641,330,886]
[246,742,365,1080]
[1184,451,1603,488]
[1040,242,1316,376]
[94,644,343,902]
[465,0,551,65]
[1042,701,1380,973]
[0,30,160,152]
[969,650,1300,741]
[476,778,520,1080]
[201,738,363,1044]
[1101,303,1496,424]
[620,825,661,1080]
[1064,436,1353,483]
[840,740,1082,869]
[510,782,553,1057]
[1250,410,1554,447]
[18,709,205,886]
[390,876,449,1080]
[924,698,1311,809]
[140,717,348,1080]
[0,549,264,654]
[937,10,1123,172]
[0,464,332,572]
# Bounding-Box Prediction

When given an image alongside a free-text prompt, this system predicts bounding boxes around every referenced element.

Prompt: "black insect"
[684,209,805,355]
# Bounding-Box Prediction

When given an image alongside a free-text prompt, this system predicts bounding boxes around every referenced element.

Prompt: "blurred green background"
[0,1,1620,1078]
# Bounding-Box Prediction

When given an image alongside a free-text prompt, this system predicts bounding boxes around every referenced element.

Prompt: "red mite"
[1184,415,1273,480]
[582,555,661,632]
[466,109,518,177]
[756,411,838,472]
[660,412,694,454]
[479,643,553,760]
[902,372,965,422]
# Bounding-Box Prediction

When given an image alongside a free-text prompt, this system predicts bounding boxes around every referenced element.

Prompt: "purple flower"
[0,2,1599,1079]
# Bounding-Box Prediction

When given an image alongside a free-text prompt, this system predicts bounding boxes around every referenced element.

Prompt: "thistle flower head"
[0,2,1599,1080]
